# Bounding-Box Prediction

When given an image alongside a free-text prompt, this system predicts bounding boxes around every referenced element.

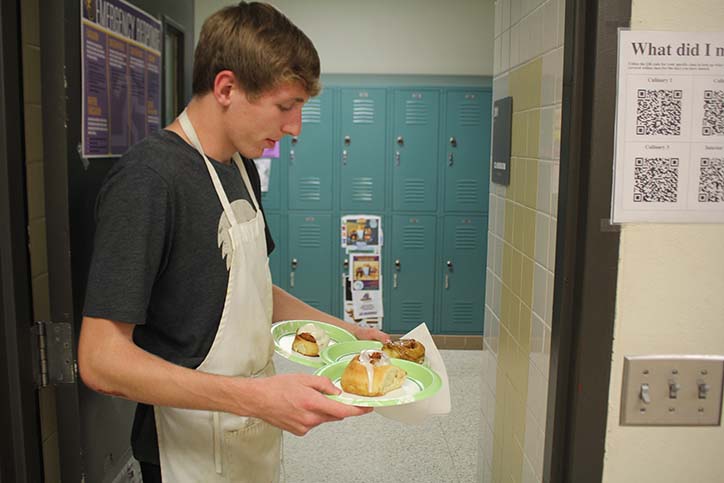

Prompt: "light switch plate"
[621,355,724,426]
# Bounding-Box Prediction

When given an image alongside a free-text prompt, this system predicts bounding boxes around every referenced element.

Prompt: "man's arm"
[271,285,389,342]
[78,316,371,435]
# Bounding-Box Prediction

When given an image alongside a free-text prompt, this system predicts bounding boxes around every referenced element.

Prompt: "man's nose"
[282,109,302,136]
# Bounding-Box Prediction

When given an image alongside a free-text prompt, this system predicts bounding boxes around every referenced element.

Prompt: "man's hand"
[242,374,372,436]
[353,326,390,343]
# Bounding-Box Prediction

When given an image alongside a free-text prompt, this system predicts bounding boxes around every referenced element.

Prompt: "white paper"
[612,30,724,223]
[253,158,271,192]
[351,290,384,318]
[340,214,383,249]
[375,323,451,424]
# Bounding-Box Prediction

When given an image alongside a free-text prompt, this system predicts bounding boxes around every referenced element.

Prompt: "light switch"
[621,355,724,426]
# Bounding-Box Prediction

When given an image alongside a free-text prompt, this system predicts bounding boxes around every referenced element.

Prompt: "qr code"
[636,89,682,136]
[702,90,724,136]
[633,157,679,202]
[698,158,724,202]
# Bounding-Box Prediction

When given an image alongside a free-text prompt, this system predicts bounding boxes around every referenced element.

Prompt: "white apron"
[153,111,281,482]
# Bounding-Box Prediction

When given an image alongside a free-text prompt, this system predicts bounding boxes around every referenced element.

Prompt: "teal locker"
[392,89,439,212]
[287,91,334,210]
[440,215,488,333]
[287,213,333,313]
[340,88,387,211]
[444,90,492,212]
[259,154,281,210]
[265,212,282,286]
[386,215,437,334]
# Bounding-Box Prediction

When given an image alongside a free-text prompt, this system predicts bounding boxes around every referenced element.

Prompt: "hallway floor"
[275,349,483,483]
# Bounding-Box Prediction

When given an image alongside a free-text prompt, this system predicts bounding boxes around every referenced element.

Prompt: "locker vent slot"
[405,100,429,125]
[456,179,479,204]
[401,301,424,325]
[459,102,483,126]
[352,99,375,124]
[298,225,322,248]
[455,225,479,250]
[302,99,321,124]
[351,177,374,202]
[402,225,426,249]
[403,179,426,204]
[298,177,322,201]
[451,302,474,324]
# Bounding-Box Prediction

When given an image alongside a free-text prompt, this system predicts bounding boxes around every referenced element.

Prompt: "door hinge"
[31,320,76,388]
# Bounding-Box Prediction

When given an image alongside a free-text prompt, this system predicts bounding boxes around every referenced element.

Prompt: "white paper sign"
[612,30,724,223]
[253,158,271,192]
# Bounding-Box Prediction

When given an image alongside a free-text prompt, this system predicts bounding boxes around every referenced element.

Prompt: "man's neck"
[166,95,235,164]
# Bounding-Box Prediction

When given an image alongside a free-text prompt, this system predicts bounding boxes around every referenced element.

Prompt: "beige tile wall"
[21,0,60,480]
[481,0,564,481]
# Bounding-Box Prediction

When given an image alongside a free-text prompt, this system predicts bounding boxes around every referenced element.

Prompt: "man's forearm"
[271,284,356,332]
[78,316,257,416]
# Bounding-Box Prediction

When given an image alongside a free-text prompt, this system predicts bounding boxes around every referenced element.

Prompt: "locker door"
[392,90,439,211]
[340,88,386,211]
[287,90,334,210]
[259,153,281,210]
[265,213,282,286]
[444,90,492,212]
[387,215,437,334]
[287,213,333,313]
[440,215,488,333]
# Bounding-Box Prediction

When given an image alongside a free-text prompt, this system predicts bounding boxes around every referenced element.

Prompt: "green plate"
[320,340,383,365]
[271,320,356,368]
[314,359,442,407]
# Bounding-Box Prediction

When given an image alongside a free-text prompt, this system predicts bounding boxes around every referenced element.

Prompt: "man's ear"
[213,70,237,107]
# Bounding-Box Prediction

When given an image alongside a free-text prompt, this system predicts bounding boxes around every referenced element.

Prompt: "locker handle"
[290,258,298,288]
[393,259,401,289]
[393,272,399,289]
[342,149,348,165]
[445,260,453,290]
[395,151,401,167]
[289,149,295,163]
[448,152,454,166]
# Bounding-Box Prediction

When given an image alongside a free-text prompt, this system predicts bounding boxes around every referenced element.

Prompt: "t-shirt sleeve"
[243,157,275,255]
[83,163,171,324]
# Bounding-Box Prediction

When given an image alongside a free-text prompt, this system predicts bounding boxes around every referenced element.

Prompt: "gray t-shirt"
[83,129,275,464]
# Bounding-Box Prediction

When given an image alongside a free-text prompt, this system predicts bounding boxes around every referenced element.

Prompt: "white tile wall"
[486,1,565,480]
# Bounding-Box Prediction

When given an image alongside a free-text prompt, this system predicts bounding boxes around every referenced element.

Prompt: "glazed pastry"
[382,339,425,364]
[340,350,407,396]
[291,323,330,357]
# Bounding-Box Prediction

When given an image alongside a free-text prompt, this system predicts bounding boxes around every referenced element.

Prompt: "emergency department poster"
[81,0,162,158]
[612,30,724,223]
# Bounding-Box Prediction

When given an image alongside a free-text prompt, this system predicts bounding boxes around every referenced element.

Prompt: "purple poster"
[81,0,161,158]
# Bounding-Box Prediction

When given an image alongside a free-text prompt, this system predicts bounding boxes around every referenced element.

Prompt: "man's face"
[224,81,309,159]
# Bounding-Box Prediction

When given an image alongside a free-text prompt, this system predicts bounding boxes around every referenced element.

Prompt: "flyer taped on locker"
[349,252,383,318]
[341,215,382,250]
[375,322,451,423]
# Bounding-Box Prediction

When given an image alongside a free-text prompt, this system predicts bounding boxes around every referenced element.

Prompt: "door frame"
[0,0,43,481]
[544,0,631,481]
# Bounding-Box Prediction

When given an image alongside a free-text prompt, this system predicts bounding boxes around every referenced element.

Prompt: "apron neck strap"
[231,154,261,212]
[178,109,239,226]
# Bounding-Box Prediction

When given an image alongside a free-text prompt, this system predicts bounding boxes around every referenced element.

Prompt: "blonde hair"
[193,2,321,99]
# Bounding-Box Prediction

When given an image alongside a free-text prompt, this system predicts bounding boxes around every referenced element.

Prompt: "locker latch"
[342,259,349,287]
[396,136,404,147]
[393,259,401,289]
[445,260,453,289]
[290,258,298,288]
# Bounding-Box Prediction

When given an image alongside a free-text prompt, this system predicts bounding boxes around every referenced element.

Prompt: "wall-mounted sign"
[612,30,724,223]
[81,0,162,158]
[491,96,513,186]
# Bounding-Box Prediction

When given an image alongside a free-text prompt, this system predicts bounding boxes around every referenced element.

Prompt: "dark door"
[1,1,42,481]
[40,1,194,481]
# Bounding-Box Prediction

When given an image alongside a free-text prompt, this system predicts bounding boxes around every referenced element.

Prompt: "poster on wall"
[612,30,724,223]
[81,0,162,158]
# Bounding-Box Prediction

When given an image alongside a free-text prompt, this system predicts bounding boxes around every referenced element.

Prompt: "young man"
[78,3,388,482]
